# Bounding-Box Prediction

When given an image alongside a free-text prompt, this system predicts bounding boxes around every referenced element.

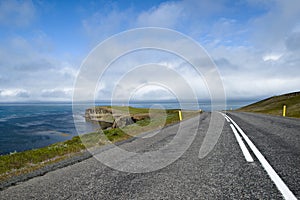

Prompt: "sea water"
[0,100,255,155]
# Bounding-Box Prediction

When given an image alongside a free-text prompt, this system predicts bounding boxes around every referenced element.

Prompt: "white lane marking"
[225,114,297,200]
[218,112,230,122]
[223,114,230,122]
[229,124,254,162]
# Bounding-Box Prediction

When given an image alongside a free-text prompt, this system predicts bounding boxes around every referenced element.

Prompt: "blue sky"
[0,0,299,101]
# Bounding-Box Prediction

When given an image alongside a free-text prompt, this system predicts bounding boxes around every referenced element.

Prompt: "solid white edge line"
[224,115,230,122]
[225,114,297,200]
[219,112,230,122]
[229,124,254,162]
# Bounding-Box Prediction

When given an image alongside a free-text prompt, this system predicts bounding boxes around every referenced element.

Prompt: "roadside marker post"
[283,105,286,117]
[178,110,183,121]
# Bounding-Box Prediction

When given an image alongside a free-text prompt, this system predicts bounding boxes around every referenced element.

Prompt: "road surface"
[0,112,299,199]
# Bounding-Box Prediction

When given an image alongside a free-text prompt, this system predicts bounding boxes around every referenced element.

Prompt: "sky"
[0,0,299,102]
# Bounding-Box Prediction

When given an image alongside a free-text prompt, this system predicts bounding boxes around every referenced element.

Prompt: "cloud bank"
[0,0,299,101]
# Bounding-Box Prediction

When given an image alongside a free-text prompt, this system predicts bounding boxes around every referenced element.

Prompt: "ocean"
[0,100,255,155]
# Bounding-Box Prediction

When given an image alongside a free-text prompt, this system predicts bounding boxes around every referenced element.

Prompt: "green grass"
[0,128,132,181]
[94,106,150,115]
[237,91,300,118]
[0,107,201,182]
[0,136,86,181]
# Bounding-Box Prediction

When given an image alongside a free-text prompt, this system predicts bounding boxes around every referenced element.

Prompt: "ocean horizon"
[0,100,256,155]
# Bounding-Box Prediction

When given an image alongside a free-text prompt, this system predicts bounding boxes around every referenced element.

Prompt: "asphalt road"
[1,112,299,199]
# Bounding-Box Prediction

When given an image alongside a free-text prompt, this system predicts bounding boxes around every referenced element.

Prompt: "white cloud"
[82,6,134,45]
[1,0,299,101]
[211,42,300,99]
[92,52,210,101]
[199,0,300,99]
[57,63,78,78]
[0,89,30,98]
[82,0,229,42]
[130,85,175,100]
[109,63,201,101]
[136,1,183,28]
[0,0,35,27]
[41,88,73,99]
[78,0,300,101]
[262,53,282,61]
[285,31,300,51]
[0,34,79,101]
[250,0,300,50]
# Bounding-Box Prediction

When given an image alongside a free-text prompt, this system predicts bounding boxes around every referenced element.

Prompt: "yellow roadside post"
[283,105,286,117]
[178,110,183,121]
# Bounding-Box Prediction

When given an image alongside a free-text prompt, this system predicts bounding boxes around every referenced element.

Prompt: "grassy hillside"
[237,91,300,118]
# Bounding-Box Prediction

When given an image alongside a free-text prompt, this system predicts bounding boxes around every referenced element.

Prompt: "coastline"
[0,107,201,189]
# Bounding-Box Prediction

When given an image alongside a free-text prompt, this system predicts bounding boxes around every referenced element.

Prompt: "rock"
[112,116,134,128]
[85,106,147,129]
[85,107,114,125]
[98,121,114,129]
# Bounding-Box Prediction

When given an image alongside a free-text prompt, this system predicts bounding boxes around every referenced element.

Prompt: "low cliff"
[85,106,149,129]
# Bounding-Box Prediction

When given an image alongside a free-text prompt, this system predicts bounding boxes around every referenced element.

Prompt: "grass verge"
[237,91,300,118]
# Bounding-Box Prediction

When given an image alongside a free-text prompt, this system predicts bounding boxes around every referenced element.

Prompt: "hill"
[237,91,300,118]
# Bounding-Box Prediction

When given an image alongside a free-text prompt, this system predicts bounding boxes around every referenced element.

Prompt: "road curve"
[0,112,299,199]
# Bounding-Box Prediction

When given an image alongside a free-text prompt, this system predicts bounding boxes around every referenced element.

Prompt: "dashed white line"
[225,114,297,200]
[229,124,254,162]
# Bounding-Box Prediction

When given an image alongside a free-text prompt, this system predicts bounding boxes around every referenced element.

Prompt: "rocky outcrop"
[85,107,149,129]
[112,115,134,128]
